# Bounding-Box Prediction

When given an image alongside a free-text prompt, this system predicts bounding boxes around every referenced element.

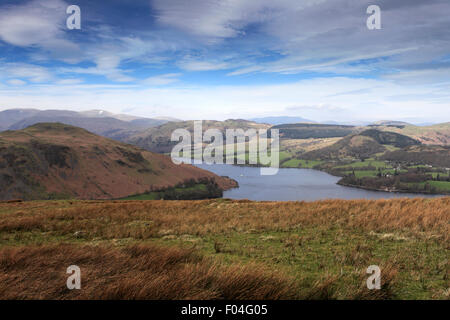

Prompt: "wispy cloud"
[6,79,27,86]
[0,0,81,63]
[0,63,53,83]
[178,60,230,72]
[142,73,181,86]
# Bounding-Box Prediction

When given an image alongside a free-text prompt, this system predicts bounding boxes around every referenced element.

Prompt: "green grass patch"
[336,161,391,169]
[285,159,324,168]
[428,180,450,192]
[155,226,448,299]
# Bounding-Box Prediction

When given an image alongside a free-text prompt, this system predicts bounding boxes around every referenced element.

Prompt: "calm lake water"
[193,163,440,201]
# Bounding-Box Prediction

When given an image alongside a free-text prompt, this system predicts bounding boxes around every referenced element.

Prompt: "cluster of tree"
[339,173,448,194]
[340,175,396,190]
[433,173,450,182]
[381,146,450,168]
[410,167,450,182]
[152,178,223,200]
[358,129,420,148]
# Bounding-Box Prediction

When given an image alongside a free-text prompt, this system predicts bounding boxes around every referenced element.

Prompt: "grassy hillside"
[376,123,450,145]
[0,123,236,200]
[0,198,448,299]
[300,130,420,161]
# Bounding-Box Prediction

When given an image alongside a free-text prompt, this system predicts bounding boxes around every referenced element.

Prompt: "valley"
[1,109,449,198]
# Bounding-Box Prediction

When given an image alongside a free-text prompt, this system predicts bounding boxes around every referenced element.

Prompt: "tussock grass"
[0,197,448,299]
[0,244,303,300]
[1,198,447,242]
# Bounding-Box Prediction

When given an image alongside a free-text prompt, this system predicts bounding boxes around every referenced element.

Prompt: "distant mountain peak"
[371,120,413,126]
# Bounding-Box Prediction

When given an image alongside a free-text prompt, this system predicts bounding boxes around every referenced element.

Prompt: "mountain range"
[0,109,181,140]
[1,108,449,146]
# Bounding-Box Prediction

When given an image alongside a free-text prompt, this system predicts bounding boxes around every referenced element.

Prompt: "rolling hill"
[375,123,450,145]
[301,129,421,160]
[127,119,270,153]
[0,123,236,200]
[358,129,421,148]
[369,120,412,127]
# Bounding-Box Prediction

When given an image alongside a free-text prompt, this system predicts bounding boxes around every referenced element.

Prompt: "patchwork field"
[0,198,448,300]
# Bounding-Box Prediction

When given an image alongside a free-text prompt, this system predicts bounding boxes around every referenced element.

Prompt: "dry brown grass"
[0,197,448,300]
[1,197,448,243]
[0,243,302,300]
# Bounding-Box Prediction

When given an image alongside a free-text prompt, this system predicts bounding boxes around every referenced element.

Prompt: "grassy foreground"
[0,198,448,300]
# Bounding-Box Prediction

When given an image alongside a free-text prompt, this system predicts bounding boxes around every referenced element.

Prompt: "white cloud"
[152,0,450,82]
[143,73,181,86]
[0,63,53,83]
[59,63,135,83]
[178,60,230,71]
[0,0,81,63]
[152,0,322,40]
[56,79,83,85]
[0,76,447,123]
[6,79,27,86]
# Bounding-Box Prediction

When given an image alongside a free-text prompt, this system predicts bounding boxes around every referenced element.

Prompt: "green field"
[336,160,391,169]
[429,180,450,191]
[343,170,378,178]
[282,159,323,168]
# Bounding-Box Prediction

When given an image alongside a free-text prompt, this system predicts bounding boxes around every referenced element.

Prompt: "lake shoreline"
[191,162,440,201]
[230,163,446,196]
[336,181,447,196]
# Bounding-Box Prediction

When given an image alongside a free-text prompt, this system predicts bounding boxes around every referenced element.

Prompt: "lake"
[193,163,440,201]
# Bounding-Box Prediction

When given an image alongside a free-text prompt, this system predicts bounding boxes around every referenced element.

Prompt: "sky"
[0,0,449,123]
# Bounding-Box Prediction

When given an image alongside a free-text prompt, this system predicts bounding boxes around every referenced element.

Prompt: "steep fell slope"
[0,123,236,200]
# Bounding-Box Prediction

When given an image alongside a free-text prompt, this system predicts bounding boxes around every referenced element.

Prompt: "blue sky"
[0,0,449,123]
